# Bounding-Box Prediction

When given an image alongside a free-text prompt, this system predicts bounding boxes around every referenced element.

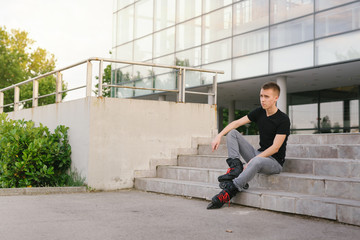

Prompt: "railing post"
[56,72,62,103]
[32,79,39,107]
[182,69,186,103]
[98,59,103,97]
[14,86,19,111]
[0,92,3,113]
[213,73,218,105]
[86,60,93,97]
[177,69,183,102]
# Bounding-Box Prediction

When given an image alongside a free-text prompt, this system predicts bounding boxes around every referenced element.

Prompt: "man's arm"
[244,134,287,169]
[211,116,251,152]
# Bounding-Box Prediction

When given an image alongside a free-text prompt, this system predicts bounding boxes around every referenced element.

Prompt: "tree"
[94,64,112,97]
[0,26,66,111]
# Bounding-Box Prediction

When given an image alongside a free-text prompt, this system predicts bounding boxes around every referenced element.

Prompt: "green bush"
[0,113,72,188]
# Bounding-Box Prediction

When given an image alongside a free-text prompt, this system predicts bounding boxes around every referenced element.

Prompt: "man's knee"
[227,129,239,140]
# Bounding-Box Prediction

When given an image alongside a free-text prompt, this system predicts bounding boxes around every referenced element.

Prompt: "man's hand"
[211,135,221,152]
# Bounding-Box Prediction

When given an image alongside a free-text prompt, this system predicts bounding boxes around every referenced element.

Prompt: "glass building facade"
[112,0,360,133]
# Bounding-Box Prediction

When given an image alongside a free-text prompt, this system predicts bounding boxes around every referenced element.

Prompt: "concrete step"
[134,177,360,226]
[242,133,360,145]
[197,143,360,160]
[156,165,360,201]
[178,155,360,178]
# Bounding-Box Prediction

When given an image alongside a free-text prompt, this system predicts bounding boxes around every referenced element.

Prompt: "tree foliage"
[0,26,66,111]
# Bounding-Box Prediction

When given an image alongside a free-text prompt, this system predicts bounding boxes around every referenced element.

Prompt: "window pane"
[270,42,314,73]
[177,0,202,23]
[202,39,231,64]
[233,52,269,79]
[155,72,176,91]
[320,101,344,131]
[315,2,360,38]
[203,0,232,12]
[233,0,269,35]
[203,6,232,43]
[116,42,133,61]
[316,0,355,11]
[289,103,318,130]
[134,0,153,39]
[315,31,360,65]
[134,77,154,96]
[117,0,134,10]
[350,100,359,130]
[202,60,231,83]
[270,16,313,49]
[134,35,153,61]
[154,27,175,58]
[176,18,202,51]
[116,6,134,45]
[176,47,201,67]
[233,28,268,57]
[153,54,175,74]
[270,0,314,24]
[154,0,175,31]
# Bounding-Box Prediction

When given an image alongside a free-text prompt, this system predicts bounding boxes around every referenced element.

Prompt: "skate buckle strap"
[217,191,231,207]
[225,168,234,174]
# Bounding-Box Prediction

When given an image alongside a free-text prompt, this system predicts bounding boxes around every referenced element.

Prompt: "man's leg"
[226,129,257,162]
[233,155,283,190]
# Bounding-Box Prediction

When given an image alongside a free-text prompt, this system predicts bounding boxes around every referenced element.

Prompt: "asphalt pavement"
[0,189,359,240]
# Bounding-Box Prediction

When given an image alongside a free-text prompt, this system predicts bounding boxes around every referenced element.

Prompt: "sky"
[0,0,114,100]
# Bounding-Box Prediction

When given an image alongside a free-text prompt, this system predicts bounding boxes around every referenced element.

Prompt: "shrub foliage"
[0,113,72,188]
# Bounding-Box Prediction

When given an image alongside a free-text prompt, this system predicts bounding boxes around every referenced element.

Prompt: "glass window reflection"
[233,52,269,79]
[270,0,314,24]
[315,31,360,65]
[134,0,153,39]
[154,27,175,58]
[203,6,232,43]
[116,7,134,45]
[270,16,313,49]
[203,0,232,12]
[134,35,153,61]
[176,47,201,67]
[176,18,202,51]
[270,42,313,73]
[177,0,201,23]
[316,0,355,11]
[315,2,360,38]
[233,28,268,57]
[116,42,133,61]
[233,0,269,35]
[154,0,175,31]
[202,39,231,64]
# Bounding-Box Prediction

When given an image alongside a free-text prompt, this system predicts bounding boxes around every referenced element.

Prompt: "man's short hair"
[262,82,280,96]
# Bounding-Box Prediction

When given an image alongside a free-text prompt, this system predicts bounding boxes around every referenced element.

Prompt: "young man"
[207,82,290,209]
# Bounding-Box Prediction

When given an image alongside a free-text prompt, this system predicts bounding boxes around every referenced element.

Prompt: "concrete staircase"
[135,134,360,226]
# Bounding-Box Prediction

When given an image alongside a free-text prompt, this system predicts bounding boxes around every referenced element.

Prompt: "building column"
[228,100,235,123]
[276,76,287,114]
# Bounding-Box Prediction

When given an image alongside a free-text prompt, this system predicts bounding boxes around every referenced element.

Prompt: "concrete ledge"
[135,177,360,226]
[0,187,87,196]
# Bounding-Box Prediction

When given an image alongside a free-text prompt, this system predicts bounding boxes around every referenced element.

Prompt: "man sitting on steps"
[207,82,291,209]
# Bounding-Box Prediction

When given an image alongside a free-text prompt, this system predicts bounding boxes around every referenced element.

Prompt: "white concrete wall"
[8,97,217,190]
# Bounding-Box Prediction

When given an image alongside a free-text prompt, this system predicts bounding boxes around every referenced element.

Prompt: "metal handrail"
[0,57,224,113]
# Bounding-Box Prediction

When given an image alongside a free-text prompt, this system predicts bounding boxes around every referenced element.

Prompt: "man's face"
[260,88,279,110]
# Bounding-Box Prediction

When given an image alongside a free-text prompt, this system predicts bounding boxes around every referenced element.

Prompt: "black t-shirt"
[247,107,290,166]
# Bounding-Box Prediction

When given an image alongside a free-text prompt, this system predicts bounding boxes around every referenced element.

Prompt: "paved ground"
[0,189,359,240]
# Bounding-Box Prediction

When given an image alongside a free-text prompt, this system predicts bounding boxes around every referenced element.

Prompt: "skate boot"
[218,158,249,190]
[217,158,243,182]
[207,181,239,209]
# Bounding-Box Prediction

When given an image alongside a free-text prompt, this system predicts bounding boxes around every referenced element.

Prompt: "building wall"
[112,0,360,98]
[8,97,217,190]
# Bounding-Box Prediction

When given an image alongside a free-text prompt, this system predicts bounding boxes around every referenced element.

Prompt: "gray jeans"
[226,129,282,191]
